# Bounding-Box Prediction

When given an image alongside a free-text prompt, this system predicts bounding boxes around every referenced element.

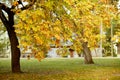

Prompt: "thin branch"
[19,0,36,10]
[0,10,9,29]
[0,3,11,14]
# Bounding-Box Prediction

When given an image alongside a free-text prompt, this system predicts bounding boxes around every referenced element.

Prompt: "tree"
[66,0,100,64]
[15,0,117,64]
[0,0,36,73]
[15,0,72,61]
[64,0,117,64]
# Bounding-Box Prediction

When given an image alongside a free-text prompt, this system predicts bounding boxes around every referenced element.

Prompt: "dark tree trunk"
[82,42,94,64]
[0,6,21,73]
[69,49,74,58]
[7,13,21,73]
[8,28,21,73]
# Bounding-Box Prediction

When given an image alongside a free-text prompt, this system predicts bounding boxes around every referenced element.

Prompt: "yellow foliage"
[35,52,45,61]
[14,0,117,61]
[12,1,19,6]
[53,27,61,32]
[34,35,43,45]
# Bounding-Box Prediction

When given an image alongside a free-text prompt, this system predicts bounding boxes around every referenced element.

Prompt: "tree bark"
[0,5,21,73]
[82,42,94,64]
[7,13,21,73]
[8,28,21,73]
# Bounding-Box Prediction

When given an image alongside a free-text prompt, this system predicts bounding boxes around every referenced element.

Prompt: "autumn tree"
[64,0,117,64]
[65,0,99,64]
[15,0,72,61]
[15,0,117,64]
[0,0,36,73]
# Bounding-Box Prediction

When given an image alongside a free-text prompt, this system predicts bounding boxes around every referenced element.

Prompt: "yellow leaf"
[12,1,18,6]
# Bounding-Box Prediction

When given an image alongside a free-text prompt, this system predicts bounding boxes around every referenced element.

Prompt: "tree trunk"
[8,29,21,73]
[82,42,94,64]
[0,10,21,73]
[69,49,74,58]
[8,13,21,73]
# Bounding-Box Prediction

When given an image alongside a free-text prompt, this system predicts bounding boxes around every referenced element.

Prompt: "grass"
[0,58,120,80]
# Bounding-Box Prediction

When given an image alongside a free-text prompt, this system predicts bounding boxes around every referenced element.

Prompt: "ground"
[0,57,120,80]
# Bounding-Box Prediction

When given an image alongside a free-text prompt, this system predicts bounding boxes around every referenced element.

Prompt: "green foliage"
[103,14,120,57]
[0,23,6,35]
[0,38,9,57]
[0,42,6,53]
[0,24,9,56]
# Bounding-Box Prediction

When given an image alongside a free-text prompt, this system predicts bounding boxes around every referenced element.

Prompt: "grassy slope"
[0,58,120,80]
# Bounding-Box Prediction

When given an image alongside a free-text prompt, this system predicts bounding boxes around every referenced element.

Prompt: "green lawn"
[0,58,120,80]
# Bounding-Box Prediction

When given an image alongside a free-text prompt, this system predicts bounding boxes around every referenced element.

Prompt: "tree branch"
[10,0,36,14]
[0,3,14,30]
[0,9,9,29]
[0,0,36,15]
[0,3,11,14]
[17,0,36,10]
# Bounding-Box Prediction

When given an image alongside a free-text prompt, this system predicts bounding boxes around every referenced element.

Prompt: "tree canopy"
[14,0,117,61]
